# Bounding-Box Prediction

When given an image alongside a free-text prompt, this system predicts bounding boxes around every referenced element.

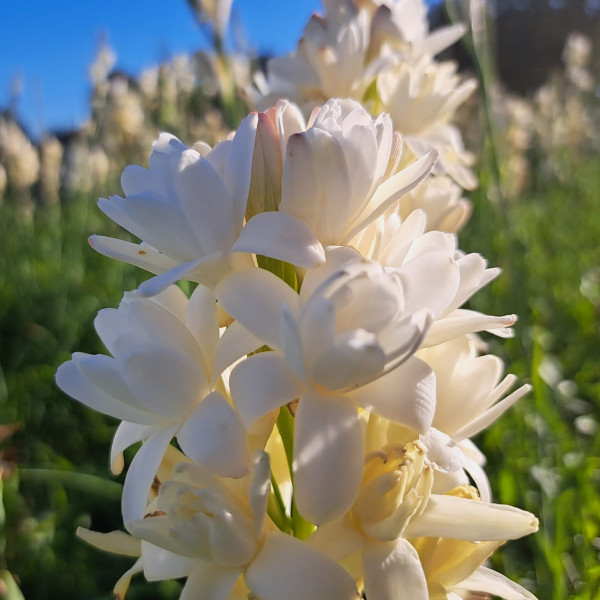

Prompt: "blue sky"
[0,0,321,138]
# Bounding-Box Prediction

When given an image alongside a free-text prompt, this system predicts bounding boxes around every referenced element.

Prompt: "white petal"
[425,311,516,346]
[418,23,467,56]
[114,557,144,600]
[232,211,325,268]
[404,494,539,541]
[225,113,258,227]
[294,391,363,525]
[76,527,141,557]
[123,345,206,420]
[299,296,335,376]
[362,539,428,600]
[229,352,303,428]
[249,450,272,536]
[100,194,202,261]
[281,304,307,383]
[136,257,208,297]
[185,284,219,370]
[180,562,242,600]
[455,566,538,600]
[216,268,300,350]
[454,384,532,440]
[110,421,151,474]
[142,540,198,580]
[174,153,237,254]
[89,235,179,274]
[246,531,360,600]
[280,128,352,246]
[307,515,363,561]
[122,425,178,525]
[399,251,460,319]
[210,320,263,386]
[177,391,250,478]
[349,356,436,432]
[56,356,158,425]
[311,329,386,390]
[342,151,438,244]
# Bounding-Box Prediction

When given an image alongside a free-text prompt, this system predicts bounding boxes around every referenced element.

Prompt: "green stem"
[268,476,292,533]
[275,407,315,539]
[18,468,122,501]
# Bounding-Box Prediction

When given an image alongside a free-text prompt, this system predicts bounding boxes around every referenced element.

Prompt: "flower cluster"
[58,94,538,600]
[56,2,539,599]
[253,0,477,230]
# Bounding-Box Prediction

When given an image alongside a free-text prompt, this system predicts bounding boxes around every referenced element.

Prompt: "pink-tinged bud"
[246,109,284,220]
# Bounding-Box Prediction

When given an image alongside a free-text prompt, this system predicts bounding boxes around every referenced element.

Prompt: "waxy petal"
[178,391,250,478]
[404,494,539,541]
[224,113,259,227]
[294,391,364,525]
[455,567,538,600]
[349,356,436,432]
[76,527,141,557]
[55,356,158,426]
[232,211,325,268]
[399,251,460,319]
[122,345,207,421]
[311,329,386,390]
[122,425,179,525]
[307,514,364,561]
[216,267,300,350]
[229,352,303,428]
[342,150,438,244]
[210,320,263,386]
[180,563,242,600]
[425,311,517,346]
[174,152,237,254]
[110,421,152,474]
[280,128,352,246]
[362,539,428,600]
[142,541,198,580]
[89,235,179,275]
[245,531,361,600]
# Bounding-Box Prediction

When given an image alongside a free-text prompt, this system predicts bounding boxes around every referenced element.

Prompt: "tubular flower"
[352,210,517,344]
[217,248,436,524]
[89,115,325,296]
[309,443,539,600]
[56,284,255,523]
[251,98,438,249]
[126,452,361,600]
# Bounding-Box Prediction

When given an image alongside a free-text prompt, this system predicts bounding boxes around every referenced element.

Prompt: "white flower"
[217,248,438,524]
[254,0,466,112]
[397,175,472,233]
[353,210,517,343]
[277,98,438,247]
[309,442,539,600]
[127,452,361,600]
[56,285,255,523]
[90,117,325,296]
[254,2,373,110]
[377,57,476,137]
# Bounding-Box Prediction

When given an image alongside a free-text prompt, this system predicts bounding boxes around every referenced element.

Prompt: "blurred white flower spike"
[57,3,539,598]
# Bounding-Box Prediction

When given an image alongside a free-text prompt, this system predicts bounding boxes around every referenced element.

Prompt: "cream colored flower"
[56,285,254,523]
[126,452,361,600]
[309,442,538,600]
[90,119,325,295]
